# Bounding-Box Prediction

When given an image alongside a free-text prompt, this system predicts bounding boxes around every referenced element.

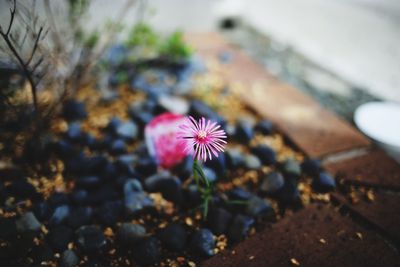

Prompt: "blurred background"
[1,0,399,120]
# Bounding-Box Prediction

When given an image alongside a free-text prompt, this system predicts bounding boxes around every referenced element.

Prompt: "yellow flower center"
[197,130,207,139]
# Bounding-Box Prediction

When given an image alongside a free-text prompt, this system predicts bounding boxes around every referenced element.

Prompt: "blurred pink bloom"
[177,116,227,162]
[145,112,190,169]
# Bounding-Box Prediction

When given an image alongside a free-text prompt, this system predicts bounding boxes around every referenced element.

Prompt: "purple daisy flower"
[177,116,227,162]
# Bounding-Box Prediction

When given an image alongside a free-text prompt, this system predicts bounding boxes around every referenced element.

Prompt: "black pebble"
[59,249,79,267]
[228,214,254,243]
[190,229,215,258]
[75,225,107,253]
[30,243,53,263]
[235,121,254,144]
[67,207,93,229]
[251,145,276,165]
[207,207,232,235]
[96,201,122,226]
[158,223,187,251]
[49,205,70,225]
[245,196,274,218]
[261,172,285,194]
[117,223,146,246]
[301,158,321,177]
[254,120,273,135]
[204,153,226,176]
[63,100,87,121]
[312,172,336,193]
[48,192,70,208]
[133,237,161,266]
[47,225,73,252]
[16,212,41,233]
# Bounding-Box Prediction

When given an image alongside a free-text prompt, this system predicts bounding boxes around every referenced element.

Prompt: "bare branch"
[5,0,16,35]
[25,26,43,66]
[31,57,44,73]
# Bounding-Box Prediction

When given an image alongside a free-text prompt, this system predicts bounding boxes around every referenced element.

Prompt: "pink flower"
[145,112,190,169]
[177,116,227,162]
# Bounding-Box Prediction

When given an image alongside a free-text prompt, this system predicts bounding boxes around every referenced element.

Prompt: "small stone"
[235,121,254,144]
[86,186,117,205]
[158,223,187,251]
[183,184,202,207]
[135,157,158,177]
[47,225,73,252]
[251,145,276,165]
[32,201,53,221]
[48,192,70,208]
[124,191,153,215]
[30,243,53,263]
[65,122,82,142]
[228,215,254,243]
[63,100,87,121]
[67,207,93,229]
[76,176,101,189]
[110,139,127,155]
[116,121,138,141]
[59,249,79,267]
[7,179,38,199]
[49,205,70,225]
[53,140,76,158]
[96,201,122,226]
[145,172,183,203]
[282,158,302,177]
[190,229,215,257]
[157,95,189,114]
[244,154,262,170]
[172,155,193,180]
[203,167,217,183]
[225,148,245,169]
[254,120,273,135]
[0,217,17,238]
[204,153,226,176]
[277,178,300,204]
[16,212,41,233]
[131,111,153,127]
[75,225,106,253]
[70,189,88,205]
[312,172,336,193]
[189,100,223,123]
[117,223,146,245]
[124,179,143,193]
[229,188,252,201]
[84,155,109,175]
[301,159,321,177]
[261,172,285,194]
[245,196,274,218]
[133,237,161,266]
[106,117,122,133]
[207,208,232,235]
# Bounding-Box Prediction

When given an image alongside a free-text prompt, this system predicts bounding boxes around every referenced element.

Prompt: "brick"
[185,33,370,158]
[202,204,400,267]
[325,149,400,189]
[332,191,400,244]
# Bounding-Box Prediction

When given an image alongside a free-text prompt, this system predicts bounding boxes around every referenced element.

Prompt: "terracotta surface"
[201,204,400,267]
[184,33,399,267]
[332,191,400,245]
[325,149,400,189]
[185,33,370,158]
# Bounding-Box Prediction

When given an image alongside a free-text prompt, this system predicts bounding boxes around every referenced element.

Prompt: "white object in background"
[354,101,400,163]
[213,0,245,19]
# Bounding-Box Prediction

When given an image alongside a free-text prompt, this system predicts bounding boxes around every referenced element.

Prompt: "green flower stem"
[193,159,213,219]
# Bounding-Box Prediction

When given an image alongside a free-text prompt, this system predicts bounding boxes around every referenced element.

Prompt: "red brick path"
[185,33,400,267]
